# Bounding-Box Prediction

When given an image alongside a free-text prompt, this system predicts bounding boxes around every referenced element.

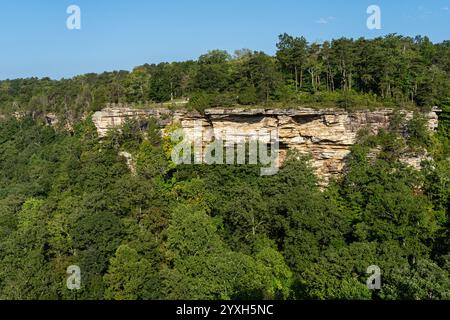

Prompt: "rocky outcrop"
[119,151,136,174]
[92,106,440,182]
[92,108,174,136]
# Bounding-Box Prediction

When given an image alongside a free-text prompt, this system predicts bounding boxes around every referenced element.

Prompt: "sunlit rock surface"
[92,106,440,182]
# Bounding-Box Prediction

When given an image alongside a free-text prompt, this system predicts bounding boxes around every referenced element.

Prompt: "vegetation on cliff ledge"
[0,108,448,300]
[0,34,449,118]
[0,33,449,300]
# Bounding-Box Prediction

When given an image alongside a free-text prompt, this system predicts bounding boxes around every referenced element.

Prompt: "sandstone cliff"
[92,106,440,182]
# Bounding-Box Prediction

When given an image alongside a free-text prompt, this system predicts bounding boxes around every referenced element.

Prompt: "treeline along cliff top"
[0,34,449,300]
[1,34,450,120]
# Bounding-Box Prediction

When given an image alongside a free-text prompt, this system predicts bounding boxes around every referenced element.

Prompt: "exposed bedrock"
[92,106,440,182]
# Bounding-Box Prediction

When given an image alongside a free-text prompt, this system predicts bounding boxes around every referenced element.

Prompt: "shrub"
[188,92,212,113]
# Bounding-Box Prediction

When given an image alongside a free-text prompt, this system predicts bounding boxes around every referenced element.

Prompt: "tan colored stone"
[92,106,440,183]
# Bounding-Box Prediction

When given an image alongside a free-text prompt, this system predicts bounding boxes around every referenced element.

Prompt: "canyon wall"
[92,106,440,181]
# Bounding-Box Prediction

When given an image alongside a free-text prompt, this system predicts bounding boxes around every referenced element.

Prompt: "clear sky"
[0,0,449,80]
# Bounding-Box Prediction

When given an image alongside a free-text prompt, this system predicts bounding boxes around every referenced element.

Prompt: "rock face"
[92,108,174,136]
[92,106,440,182]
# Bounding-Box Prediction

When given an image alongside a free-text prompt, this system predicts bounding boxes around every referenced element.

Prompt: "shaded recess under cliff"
[92,105,440,182]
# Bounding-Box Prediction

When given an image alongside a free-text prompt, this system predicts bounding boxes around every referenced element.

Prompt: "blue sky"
[0,0,449,80]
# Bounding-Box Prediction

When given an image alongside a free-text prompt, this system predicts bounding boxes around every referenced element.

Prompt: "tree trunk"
[349,72,352,91]
[300,69,303,88]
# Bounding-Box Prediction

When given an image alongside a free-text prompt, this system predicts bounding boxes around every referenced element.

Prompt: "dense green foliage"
[0,33,449,300]
[1,34,449,118]
[0,108,448,300]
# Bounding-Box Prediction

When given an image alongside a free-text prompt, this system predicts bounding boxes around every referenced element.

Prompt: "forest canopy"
[1,34,449,119]
[0,34,449,300]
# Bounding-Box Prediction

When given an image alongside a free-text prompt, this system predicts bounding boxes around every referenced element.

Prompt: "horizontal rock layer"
[92,106,440,182]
